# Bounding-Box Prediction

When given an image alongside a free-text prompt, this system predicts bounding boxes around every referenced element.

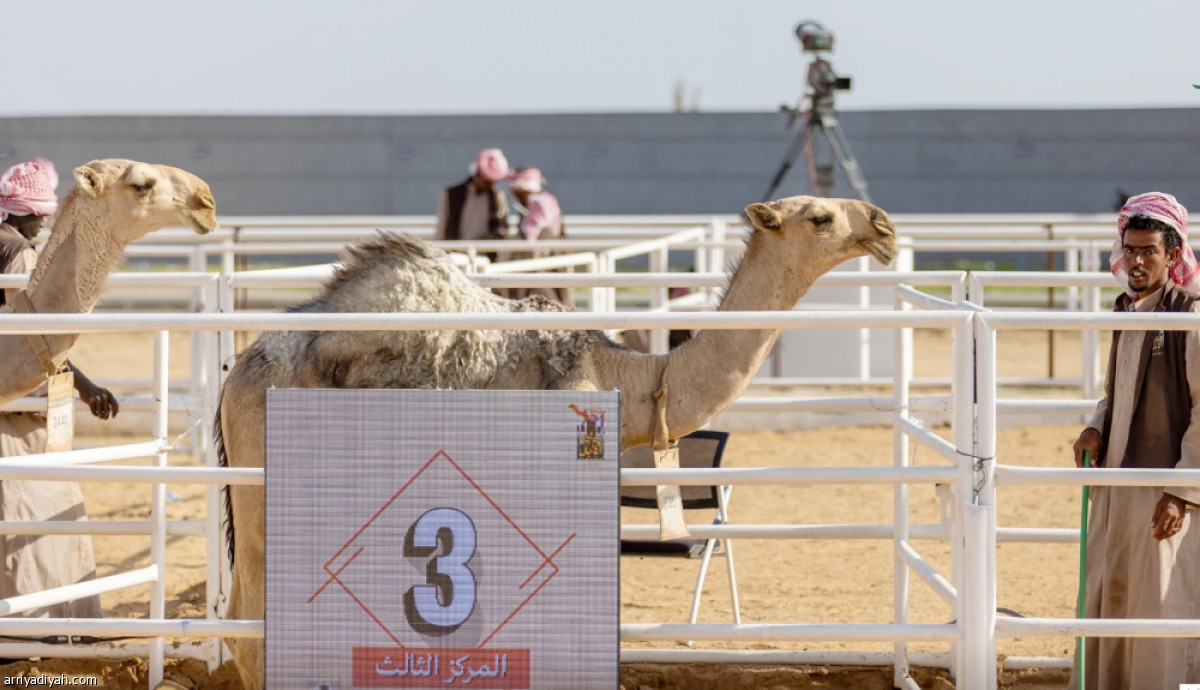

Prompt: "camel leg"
[220,381,268,690]
[227,483,266,690]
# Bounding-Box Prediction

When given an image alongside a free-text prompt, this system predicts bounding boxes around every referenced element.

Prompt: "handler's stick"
[1075,449,1090,690]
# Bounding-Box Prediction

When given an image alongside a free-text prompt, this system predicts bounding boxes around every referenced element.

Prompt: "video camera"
[795,21,835,53]
[795,21,852,96]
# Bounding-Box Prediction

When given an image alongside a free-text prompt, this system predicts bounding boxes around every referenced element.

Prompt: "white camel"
[215,195,898,689]
[0,159,218,404]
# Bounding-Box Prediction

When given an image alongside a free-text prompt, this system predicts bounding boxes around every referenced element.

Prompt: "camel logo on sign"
[569,404,606,460]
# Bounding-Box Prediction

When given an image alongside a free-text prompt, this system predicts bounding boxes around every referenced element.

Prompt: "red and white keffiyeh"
[507,167,545,193]
[1110,191,1199,296]
[0,158,58,222]
[519,192,562,241]
[470,148,509,183]
[0,158,58,223]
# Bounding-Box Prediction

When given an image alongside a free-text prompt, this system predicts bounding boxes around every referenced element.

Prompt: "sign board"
[265,389,620,689]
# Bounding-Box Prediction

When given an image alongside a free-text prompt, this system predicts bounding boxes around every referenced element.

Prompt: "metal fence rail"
[4,219,1198,688]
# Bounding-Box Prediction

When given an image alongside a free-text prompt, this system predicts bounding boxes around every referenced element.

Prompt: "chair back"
[619,430,730,510]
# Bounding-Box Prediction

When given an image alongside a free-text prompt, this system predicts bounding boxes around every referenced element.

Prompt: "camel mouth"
[863,238,898,266]
[184,211,219,235]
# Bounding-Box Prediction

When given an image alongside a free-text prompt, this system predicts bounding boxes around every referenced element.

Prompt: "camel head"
[743,196,898,273]
[70,159,218,244]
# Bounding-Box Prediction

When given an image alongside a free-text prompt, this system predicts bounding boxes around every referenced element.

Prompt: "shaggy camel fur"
[0,159,218,405]
[215,195,897,688]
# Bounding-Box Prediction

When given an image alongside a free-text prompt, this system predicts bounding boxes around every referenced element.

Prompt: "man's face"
[1122,227,1181,297]
[8,213,49,241]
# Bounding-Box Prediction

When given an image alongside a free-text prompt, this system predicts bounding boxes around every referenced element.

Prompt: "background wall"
[0,108,1195,217]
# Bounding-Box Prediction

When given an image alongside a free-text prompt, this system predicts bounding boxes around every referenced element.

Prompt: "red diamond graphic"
[308,450,575,648]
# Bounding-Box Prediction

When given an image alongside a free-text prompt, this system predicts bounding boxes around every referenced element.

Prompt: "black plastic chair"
[620,429,740,628]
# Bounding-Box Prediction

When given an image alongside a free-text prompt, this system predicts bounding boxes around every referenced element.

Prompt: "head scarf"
[507,167,545,193]
[470,148,509,183]
[1110,191,1199,296]
[518,192,562,241]
[0,158,59,222]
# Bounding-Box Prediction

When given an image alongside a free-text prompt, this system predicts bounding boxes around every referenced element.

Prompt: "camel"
[214,195,897,688]
[0,159,218,405]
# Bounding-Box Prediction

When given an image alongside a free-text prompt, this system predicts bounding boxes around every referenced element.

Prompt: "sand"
[1,329,1093,688]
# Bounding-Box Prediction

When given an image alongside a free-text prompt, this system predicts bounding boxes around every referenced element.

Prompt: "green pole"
[1075,449,1091,690]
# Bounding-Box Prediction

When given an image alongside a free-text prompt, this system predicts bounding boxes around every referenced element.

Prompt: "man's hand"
[76,379,119,420]
[1152,493,1190,541]
[68,362,119,421]
[1073,428,1101,468]
[77,381,118,424]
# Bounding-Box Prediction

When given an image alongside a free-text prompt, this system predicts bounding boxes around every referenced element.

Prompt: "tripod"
[762,90,871,203]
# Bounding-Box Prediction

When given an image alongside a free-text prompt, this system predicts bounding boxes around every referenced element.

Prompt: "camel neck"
[606,237,828,450]
[22,207,123,362]
[665,238,824,424]
[27,205,122,315]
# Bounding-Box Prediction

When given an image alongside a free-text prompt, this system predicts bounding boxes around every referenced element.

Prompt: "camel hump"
[324,232,455,294]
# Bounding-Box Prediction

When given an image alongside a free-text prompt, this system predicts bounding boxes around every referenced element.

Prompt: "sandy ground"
[0,328,1098,688]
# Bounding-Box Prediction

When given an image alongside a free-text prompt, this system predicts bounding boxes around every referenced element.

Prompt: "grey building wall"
[0,109,1195,216]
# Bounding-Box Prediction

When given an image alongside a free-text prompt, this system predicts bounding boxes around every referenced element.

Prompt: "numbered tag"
[44,371,74,453]
[653,444,690,540]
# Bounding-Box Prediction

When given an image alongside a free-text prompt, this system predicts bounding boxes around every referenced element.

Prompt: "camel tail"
[213,396,236,567]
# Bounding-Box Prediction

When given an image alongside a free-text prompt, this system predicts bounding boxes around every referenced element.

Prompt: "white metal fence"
[0,215,1193,689]
[110,211,1143,386]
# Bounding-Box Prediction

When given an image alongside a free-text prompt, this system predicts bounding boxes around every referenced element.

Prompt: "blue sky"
[16,0,1200,115]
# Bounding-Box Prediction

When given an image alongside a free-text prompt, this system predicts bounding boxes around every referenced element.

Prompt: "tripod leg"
[806,120,836,198]
[818,113,872,203]
[762,120,816,202]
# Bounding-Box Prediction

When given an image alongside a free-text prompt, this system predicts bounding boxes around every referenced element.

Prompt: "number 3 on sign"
[403,508,477,635]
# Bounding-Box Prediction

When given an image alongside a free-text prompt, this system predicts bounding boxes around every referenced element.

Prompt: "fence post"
[202,275,227,671]
[149,331,170,688]
[1066,244,1080,312]
[650,246,669,354]
[1081,242,1103,401]
[857,256,871,381]
[187,248,207,459]
[587,255,603,314]
[219,234,237,386]
[892,289,914,686]
[948,298,972,680]
[961,314,998,690]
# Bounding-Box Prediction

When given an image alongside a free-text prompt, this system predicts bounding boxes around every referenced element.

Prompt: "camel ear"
[744,203,782,232]
[73,165,105,198]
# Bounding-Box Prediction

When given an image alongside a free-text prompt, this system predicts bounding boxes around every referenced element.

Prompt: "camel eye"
[811,215,831,226]
[131,180,155,195]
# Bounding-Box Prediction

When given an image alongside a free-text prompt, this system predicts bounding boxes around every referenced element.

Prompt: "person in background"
[1112,185,1132,213]
[0,158,117,619]
[435,148,510,243]
[496,166,572,307]
[1070,191,1200,688]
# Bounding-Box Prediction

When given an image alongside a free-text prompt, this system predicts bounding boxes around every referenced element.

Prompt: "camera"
[795,21,851,97]
[765,19,871,203]
[795,21,834,53]
[808,59,852,96]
